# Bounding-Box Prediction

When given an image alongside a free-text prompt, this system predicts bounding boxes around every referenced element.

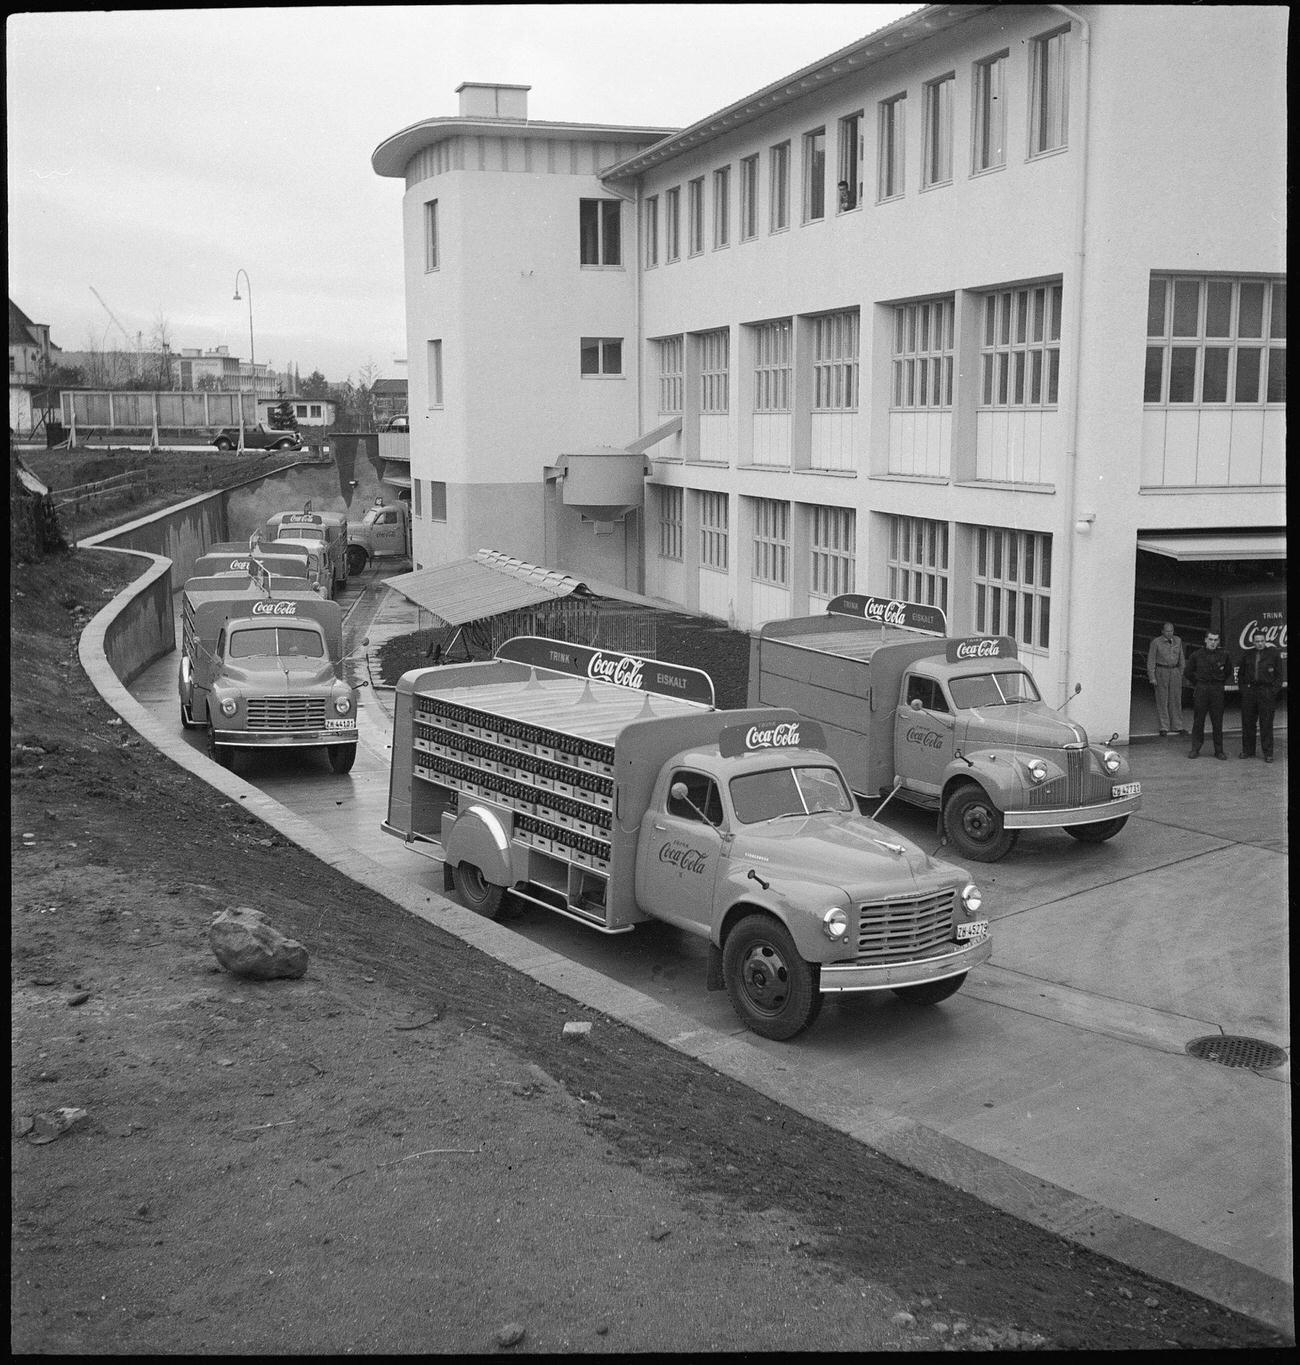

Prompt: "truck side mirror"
[909,697,924,711]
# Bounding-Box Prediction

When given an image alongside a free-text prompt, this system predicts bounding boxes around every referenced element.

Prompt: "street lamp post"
[233,269,255,443]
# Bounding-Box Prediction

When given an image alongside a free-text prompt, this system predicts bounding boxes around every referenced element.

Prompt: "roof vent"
[456,82,530,120]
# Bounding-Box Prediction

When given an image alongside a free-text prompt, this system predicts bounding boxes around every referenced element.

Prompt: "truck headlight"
[1027,758,1048,783]
[334,695,352,715]
[220,697,238,717]
[1102,750,1121,773]
[961,883,983,914]
[822,907,849,941]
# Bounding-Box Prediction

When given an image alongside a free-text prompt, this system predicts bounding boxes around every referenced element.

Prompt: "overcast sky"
[7,4,920,384]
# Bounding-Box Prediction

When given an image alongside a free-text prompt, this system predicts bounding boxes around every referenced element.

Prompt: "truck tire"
[327,743,357,775]
[451,862,506,919]
[943,784,1018,862]
[892,973,967,1006]
[722,914,822,1041]
[346,546,368,577]
[207,725,235,771]
[1064,815,1129,843]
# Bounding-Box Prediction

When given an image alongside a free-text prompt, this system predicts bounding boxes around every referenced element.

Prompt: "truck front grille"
[856,890,956,960]
[1025,749,1116,809]
[245,697,328,731]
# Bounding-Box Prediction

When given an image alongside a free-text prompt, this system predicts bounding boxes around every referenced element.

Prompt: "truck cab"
[346,498,412,576]
[265,505,348,596]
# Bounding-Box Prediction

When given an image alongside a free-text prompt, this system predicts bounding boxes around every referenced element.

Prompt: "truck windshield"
[729,765,854,825]
[279,527,325,542]
[228,627,325,660]
[948,669,1040,709]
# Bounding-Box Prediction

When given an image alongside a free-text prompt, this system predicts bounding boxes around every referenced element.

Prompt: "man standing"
[1236,627,1284,763]
[1183,632,1233,759]
[1146,621,1186,736]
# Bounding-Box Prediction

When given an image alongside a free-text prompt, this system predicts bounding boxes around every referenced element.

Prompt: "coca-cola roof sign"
[250,599,301,616]
[945,635,1016,663]
[282,513,323,525]
[718,718,827,758]
[496,636,715,707]
[827,594,948,635]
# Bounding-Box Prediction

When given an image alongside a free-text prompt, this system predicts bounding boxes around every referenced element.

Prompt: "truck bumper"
[1002,793,1141,829]
[211,728,356,748]
[819,934,991,994]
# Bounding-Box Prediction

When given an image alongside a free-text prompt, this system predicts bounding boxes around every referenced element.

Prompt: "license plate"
[1111,781,1140,798]
[956,919,989,943]
[325,718,357,732]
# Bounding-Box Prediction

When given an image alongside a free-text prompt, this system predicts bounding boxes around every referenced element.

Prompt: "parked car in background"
[381,414,409,432]
[212,424,304,452]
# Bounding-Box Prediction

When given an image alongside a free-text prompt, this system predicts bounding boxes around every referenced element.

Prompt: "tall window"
[580,337,622,376]
[752,499,790,587]
[657,336,684,413]
[424,199,439,271]
[713,166,731,248]
[837,113,862,210]
[892,298,954,409]
[659,487,683,560]
[700,330,729,413]
[802,127,826,221]
[579,199,621,265]
[1145,275,1286,405]
[644,195,659,267]
[888,516,949,612]
[426,340,443,407]
[665,187,681,262]
[812,311,860,411]
[770,141,790,232]
[975,527,1052,650]
[878,94,906,200]
[739,155,759,240]
[700,491,728,570]
[973,52,1007,172]
[1030,27,1069,155]
[980,284,1063,407]
[753,319,792,412]
[811,507,856,598]
[688,177,705,255]
[923,75,954,187]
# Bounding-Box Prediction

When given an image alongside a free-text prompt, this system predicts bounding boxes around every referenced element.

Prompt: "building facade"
[373,5,1286,742]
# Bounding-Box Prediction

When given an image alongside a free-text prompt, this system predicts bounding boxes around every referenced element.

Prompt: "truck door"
[635,768,724,934]
[895,673,954,795]
[370,509,403,558]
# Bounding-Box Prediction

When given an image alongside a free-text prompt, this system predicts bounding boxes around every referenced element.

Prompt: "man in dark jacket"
[1236,627,1284,763]
[1183,631,1232,759]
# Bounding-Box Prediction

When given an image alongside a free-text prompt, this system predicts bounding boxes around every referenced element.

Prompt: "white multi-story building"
[372,4,1286,741]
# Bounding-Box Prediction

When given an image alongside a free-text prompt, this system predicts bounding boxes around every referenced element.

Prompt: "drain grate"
[1185,1035,1287,1070]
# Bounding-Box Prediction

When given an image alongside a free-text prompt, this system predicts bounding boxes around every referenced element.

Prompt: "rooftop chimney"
[456,82,530,120]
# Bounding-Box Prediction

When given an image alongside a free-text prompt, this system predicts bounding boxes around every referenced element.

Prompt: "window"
[770,141,790,232]
[659,486,683,559]
[657,336,684,413]
[688,177,705,255]
[811,507,855,597]
[888,515,949,613]
[905,675,949,713]
[579,199,621,265]
[878,94,906,200]
[426,339,443,407]
[980,283,1062,407]
[1145,275,1286,405]
[923,75,954,187]
[429,481,447,522]
[973,52,1007,172]
[424,199,439,271]
[812,311,859,411]
[295,405,307,419]
[752,499,790,586]
[739,155,759,240]
[837,113,862,211]
[644,195,659,267]
[700,330,729,413]
[580,337,623,376]
[892,298,954,409]
[413,480,422,518]
[667,770,723,825]
[713,166,730,248]
[975,527,1052,650]
[802,127,826,221]
[665,187,681,261]
[1030,27,1069,155]
[753,319,792,412]
[700,491,728,570]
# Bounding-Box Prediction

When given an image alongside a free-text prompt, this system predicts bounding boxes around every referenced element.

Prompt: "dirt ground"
[10,532,1290,1349]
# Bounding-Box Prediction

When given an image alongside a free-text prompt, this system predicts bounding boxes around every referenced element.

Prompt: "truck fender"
[942,755,1016,810]
[716,886,824,965]
[443,804,514,890]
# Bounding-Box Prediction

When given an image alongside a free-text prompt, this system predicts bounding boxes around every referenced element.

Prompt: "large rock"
[209,907,308,980]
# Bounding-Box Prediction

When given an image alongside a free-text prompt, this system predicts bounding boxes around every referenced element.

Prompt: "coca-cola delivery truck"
[750,595,1141,863]
[383,636,990,1041]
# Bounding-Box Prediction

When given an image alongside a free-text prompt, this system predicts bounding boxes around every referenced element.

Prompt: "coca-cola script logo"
[658,841,710,874]
[1238,619,1287,650]
[953,637,1003,660]
[251,600,299,616]
[226,560,250,570]
[862,598,909,627]
[587,651,646,691]
[905,726,944,750]
[745,722,801,750]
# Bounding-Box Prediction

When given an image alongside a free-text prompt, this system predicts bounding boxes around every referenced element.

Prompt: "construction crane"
[89,287,140,352]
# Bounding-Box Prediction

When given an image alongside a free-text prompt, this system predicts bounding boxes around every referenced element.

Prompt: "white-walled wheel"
[943,785,1018,862]
[327,743,357,775]
[722,914,821,1041]
[1064,816,1129,843]
[892,973,967,1006]
[452,862,506,919]
[207,725,235,770]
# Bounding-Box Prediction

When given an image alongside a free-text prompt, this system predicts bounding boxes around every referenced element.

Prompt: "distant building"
[370,377,408,427]
[8,299,60,433]
[258,396,338,428]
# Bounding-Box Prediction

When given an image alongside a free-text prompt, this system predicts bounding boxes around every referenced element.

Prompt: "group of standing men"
[1147,622,1284,761]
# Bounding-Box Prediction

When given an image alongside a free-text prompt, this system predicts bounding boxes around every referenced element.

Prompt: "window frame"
[579,198,622,267]
[699,329,730,414]
[878,93,906,201]
[810,506,856,598]
[700,490,728,571]
[974,526,1052,652]
[891,297,955,410]
[659,485,684,560]
[657,335,684,414]
[644,194,659,268]
[802,127,826,222]
[665,187,681,262]
[769,141,791,233]
[751,498,790,587]
[811,310,860,412]
[979,283,1063,409]
[972,52,1008,173]
[1029,26,1070,157]
[687,177,705,256]
[753,319,793,414]
[580,336,624,378]
[888,515,950,613]
[713,165,731,249]
[739,154,759,240]
[424,199,440,272]
[922,73,955,188]
[426,339,443,408]
[837,112,862,212]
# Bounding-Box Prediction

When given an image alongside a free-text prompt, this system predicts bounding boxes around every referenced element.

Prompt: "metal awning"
[1137,533,1287,562]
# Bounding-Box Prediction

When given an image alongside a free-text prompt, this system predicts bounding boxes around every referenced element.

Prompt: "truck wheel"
[943,785,1018,862]
[346,546,367,577]
[892,973,967,1006]
[207,725,235,771]
[1064,815,1129,843]
[451,862,506,919]
[722,914,822,1041]
[328,743,357,775]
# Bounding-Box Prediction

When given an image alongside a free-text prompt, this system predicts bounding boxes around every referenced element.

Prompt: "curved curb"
[75,545,1294,1341]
